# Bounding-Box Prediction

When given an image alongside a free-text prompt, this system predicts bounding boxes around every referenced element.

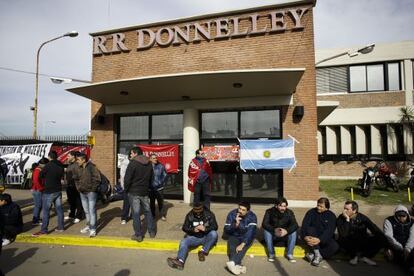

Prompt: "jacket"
[182,208,218,238]
[31,167,44,192]
[124,155,153,196]
[187,157,212,192]
[224,209,257,246]
[66,161,80,188]
[301,208,337,245]
[40,159,64,194]
[0,201,23,232]
[262,207,298,234]
[384,205,414,252]
[151,162,167,191]
[337,212,384,241]
[76,161,101,193]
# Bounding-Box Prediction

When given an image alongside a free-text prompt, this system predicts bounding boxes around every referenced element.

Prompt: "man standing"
[301,197,338,267]
[262,197,298,263]
[149,154,167,221]
[76,153,100,238]
[65,151,84,224]
[167,203,218,270]
[337,200,386,266]
[188,149,212,210]
[383,204,414,273]
[33,151,65,236]
[0,193,23,246]
[124,146,155,242]
[224,201,257,275]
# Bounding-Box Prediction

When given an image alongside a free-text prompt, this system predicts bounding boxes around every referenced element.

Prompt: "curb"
[16,234,306,258]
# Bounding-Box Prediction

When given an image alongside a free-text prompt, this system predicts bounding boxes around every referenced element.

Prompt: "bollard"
[409,187,412,203]
[351,187,354,200]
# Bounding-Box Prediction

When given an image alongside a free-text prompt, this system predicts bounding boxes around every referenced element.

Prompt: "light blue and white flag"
[239,139,296,171]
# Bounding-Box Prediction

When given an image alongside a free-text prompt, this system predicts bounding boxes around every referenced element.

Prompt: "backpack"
[87,164,111,203]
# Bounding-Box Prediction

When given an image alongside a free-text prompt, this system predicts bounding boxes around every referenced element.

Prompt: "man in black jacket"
[0,193,23,246]
[337,200,386,266]
[167,203,218,270]
[124,146,155,242]
[33,151,65,236]
[262,197,298,263]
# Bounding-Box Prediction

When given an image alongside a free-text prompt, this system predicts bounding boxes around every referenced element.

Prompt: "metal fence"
[0,135,88,145]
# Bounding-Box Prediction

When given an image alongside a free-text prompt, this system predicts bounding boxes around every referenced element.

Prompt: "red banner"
[202,145,239,161]
[138,144,179,173]
[51,145,91,164]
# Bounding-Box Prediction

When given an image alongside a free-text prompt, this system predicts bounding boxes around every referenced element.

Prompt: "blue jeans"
[177,231,218,263]
[227,235,252,265]
[32,190,42,223]
[80,192,98,230]
[128,194,155,237]
[41,192,64,233]
[263,229,297,257]
[121,192,131,221]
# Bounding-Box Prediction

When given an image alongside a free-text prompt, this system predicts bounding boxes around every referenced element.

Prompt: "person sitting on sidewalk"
[301,197,338,267]
[0,193,23,246]
[167,203,218,270]
[337,200,386,266]
[383,204,414,273]
[224,201,257,275]
[262,197,298,263]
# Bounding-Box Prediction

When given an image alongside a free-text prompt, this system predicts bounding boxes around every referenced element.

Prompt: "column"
[317,128,323,155]
[370,125,382,154]
[183,108,199,204]
[403,124,413,154]
[340,126,352,154]
[355,125,367,154]
[387,125,398,154]
[326,126,337,154]
[404,59,414,106]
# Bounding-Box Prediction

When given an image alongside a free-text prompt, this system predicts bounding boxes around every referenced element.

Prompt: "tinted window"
[202,112,237,138]
[120,116,149,140]
[240,110,280,138]
[152,114,183,139]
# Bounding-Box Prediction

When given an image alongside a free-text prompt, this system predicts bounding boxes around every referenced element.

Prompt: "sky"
[0,0,413,137]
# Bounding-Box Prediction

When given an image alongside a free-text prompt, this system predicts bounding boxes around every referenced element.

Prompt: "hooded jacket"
[384,205,414,252]
[262,206,298,235]
[124,155,153,196]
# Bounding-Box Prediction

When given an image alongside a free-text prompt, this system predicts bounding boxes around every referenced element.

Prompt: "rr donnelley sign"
[93,6,310,55]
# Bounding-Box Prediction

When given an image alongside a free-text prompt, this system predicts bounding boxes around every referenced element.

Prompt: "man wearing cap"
[187,149,212,209]
[383,204,414,273]
[224,201,257,275]
[167,203,218,270]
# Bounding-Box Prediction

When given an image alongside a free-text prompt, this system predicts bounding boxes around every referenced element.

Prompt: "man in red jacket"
[188,149,212,210]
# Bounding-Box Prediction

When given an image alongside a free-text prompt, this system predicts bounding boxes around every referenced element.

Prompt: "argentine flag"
[239,139,296,171]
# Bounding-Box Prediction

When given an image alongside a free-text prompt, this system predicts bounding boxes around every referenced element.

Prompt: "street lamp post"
[315,43,375,66]
[33,31,78,139]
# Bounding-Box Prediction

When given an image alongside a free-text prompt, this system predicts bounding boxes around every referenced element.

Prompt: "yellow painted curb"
[16,234,306,257]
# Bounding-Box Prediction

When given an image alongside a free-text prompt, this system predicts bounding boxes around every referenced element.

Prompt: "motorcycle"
[375,161,399,192]
[358,162,375,197]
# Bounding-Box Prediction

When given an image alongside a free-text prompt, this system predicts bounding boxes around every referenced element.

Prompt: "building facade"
[68,0,319,203]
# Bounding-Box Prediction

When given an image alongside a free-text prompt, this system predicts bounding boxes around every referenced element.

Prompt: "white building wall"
[317,128,323,154]
[404,59,414,106]
[326,126,337,154]
[340,126,352,154]
[404,124,413,154]
[355,125,367,154]
[371,125,382,154]
[387,125,398,154]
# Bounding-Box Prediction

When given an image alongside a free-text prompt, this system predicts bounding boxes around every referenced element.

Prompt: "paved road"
[0,243,409,276]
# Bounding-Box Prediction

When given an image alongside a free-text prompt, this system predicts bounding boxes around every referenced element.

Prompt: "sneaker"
[120,220,127,225]
[64,216,70,220]
[161,216,166,221]
[167,257,184,270]
[80,226,90,234]
[149,232,156,238]
[349,256,358,265]
[198,250,207,262]
[286,255,296,263]
[89,230,97,238]
[2,239,11,246]
[73,218,81,224]
[311,255,323,266]
[236,265,247,274]
[54,229,64,233]
[360,257,377,266]
[305,252,314,263]
[131,235,143,242]
[268,256,275,262]
[32,231,47,237]
[226,261,241,275]
[32,222,42,226]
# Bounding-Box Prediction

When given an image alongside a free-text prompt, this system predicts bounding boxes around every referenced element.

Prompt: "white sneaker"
[89,230,96,238]
[2,239,11,246]
[120,220,127,225]
[349,256,358,265]
[286,255,297,263]
[226,261,241,275]
[80,226,90,234]
[236,265,247,274]
[64,216,70,220]
[361,257,377,266]
[73,218,81,224]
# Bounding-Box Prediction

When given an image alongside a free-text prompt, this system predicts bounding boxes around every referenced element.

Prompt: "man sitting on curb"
[224,201,257,275]
[337,200,386,266]
[262,197,298,263]
[301,197,338,267]
[167,203,218,270]
[383,204,414,273]
[0,193,23,246]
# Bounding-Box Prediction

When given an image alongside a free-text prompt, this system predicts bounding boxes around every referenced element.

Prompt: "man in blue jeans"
[33,151,65,236]
[262,197,298,263]
[124,147,155,242]
[167,203,218,270]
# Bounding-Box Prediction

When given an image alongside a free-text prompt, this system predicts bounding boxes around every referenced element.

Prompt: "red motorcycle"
[375,161,399,192]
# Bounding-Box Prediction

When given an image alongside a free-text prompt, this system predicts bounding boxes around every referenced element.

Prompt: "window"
[349,62,400,92]
[240,110,280,138]
[367,64,384,91]
[387,63,400,91]
[316,66,348,94]
[202,112,237,138]
[152,114,183,139]
[120,116,148,140]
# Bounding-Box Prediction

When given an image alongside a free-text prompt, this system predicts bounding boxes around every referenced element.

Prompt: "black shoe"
[167,257,184,270]
[198,250,207,262]
[149,232,156,238]
[131,235,143,242]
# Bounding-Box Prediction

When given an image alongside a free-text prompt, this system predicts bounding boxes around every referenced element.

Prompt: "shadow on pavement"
[114,269,131,276]
[0,246,38,274]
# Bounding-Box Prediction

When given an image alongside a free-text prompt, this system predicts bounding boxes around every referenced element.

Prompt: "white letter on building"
[137,29,156,50]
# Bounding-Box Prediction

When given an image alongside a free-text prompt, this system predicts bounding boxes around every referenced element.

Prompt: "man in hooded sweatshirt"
[383,204,414,273]
[124,146,155,242]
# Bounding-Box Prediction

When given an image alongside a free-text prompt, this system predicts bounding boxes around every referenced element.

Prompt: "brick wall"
[317,91,405,108]
[90,3,319,200]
